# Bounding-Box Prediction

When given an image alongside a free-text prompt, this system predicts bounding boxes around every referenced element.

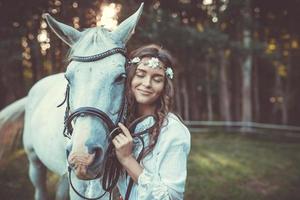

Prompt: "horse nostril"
[89,147,103,172]
[90,147,103,160]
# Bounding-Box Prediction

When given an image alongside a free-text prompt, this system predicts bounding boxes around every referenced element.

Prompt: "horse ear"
[43,13,82,47]
[111,3,144,45]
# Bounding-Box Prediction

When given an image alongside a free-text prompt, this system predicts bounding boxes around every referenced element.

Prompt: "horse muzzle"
[68,150,103,180]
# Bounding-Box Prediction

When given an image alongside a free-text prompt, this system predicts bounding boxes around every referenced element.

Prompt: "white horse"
[0,4,146,200]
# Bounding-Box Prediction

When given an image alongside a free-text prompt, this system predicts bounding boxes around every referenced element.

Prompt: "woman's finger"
[112,138,120,148]
[118,123,132,139]
[118,133,128,141]
[114,135,124,144]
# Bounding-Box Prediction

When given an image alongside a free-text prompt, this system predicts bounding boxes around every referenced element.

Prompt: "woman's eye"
[115,73,127,84]
[135,73,145,78]
[153,77,163,83]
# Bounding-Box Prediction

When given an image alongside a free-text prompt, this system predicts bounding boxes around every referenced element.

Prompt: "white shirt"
[117,113,191,200]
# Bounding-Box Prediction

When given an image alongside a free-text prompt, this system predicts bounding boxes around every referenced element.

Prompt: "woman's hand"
[112,122,134,164]
[112,123,143,182]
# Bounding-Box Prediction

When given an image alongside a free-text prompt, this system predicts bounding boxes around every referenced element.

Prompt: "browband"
[70,47,127,62]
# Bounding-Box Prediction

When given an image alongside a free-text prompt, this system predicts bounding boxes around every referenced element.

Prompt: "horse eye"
[115,73,127,84]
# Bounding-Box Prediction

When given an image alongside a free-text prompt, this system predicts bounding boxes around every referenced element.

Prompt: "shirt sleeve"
[136,121,191,200]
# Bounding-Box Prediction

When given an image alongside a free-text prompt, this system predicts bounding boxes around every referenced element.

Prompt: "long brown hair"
[125,44,176,157]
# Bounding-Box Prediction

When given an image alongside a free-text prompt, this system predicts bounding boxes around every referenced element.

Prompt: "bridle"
[58,47,128,139]
[57,47,157,200]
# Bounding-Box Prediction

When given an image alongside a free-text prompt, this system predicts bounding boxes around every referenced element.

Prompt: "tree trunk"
[233,58,242,121]
[189,73,200,120]
[241,38,252,123]
[271,72,281,124]
[253,57,260,122]
[281,90,288,125]
[272,59,291,125]
[181,76,190,120]
[241,0,253,124]
[205,55,213,121]
[281,57,292,125]
[219,49,231,121]
[31,38,43,81]
[174,77,182,116]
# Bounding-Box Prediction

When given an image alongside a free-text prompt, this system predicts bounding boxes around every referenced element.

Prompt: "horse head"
[44,4,143,180]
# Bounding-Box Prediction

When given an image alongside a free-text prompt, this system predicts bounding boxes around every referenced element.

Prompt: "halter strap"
[66,107,116,133]
[70,47,127,62]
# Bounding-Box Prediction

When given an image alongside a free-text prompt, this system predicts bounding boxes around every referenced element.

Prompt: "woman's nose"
[142,77,151,87]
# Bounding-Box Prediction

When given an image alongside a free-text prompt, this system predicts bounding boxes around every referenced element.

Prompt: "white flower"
[147,57,160,68]
[131,57,140,64]
[165,67,174,79]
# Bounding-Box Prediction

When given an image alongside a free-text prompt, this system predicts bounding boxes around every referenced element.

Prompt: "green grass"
[1,132,300,200]
[0,149,59,200]
[185,132,300,200]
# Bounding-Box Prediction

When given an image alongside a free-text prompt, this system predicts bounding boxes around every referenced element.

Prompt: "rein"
[58,47,157,200]
[67,115,156,200]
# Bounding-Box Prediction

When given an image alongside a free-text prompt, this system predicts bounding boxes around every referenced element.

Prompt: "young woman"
[113,44,191,200]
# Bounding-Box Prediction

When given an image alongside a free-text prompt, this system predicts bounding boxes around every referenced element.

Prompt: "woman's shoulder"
[164,112,187,129]
[158,112,191,148]
[165,112,189,131]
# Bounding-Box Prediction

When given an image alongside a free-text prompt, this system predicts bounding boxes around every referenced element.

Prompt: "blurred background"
[1,0,300,125]
[0,0,300,199]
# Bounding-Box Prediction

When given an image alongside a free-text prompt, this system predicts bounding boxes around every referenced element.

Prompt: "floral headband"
[130,57,174,79]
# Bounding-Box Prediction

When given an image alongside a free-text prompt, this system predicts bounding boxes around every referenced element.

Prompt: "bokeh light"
[97,3,121,30]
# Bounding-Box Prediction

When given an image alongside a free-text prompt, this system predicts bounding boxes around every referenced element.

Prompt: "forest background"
[1,0,300,126]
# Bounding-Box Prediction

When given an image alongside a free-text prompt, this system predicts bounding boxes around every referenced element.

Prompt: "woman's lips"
[137,89,152,95]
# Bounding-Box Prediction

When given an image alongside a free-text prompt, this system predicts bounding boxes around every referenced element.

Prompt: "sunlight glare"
[203,0,213,6]
[97,3,121,30]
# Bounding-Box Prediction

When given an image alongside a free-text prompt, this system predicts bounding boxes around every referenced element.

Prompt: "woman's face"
[131,57,165,106]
